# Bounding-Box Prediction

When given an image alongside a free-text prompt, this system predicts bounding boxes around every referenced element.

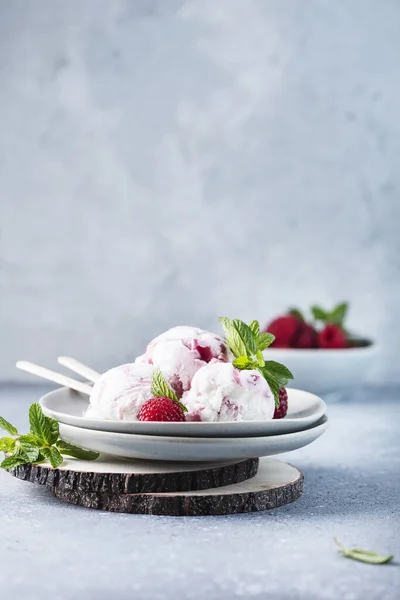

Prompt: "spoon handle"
[16,361,92,396]
[57,356,101,383]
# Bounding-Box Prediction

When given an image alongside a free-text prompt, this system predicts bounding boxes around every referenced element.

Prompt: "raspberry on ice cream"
[273,388,288,419]
[86,363,154,421]
[183,362,275,422]
[137,397,186,422]
[135,326,228,398]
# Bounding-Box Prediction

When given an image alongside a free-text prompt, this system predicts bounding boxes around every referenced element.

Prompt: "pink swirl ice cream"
[135,326,228,397]
[86,363,154,421]
[183,362,275,422]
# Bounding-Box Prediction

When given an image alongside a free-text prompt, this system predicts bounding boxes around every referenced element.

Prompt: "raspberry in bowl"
[262,303,378,397]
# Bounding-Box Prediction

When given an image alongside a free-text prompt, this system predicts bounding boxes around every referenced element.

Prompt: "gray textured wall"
[1,0,400,382]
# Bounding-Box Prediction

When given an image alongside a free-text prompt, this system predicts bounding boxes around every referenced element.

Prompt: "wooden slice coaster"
[8,455,259,494]
[51,458,303,516]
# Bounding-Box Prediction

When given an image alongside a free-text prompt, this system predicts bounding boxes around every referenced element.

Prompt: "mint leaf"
[263,361,294,386]
[56,440,99,461]
[35,452,47,463]
[41,446,63,469]
[18,434,41,447]
[0,437,17,453]
[258,367,281,407]
[219,318,257,357]
[288,308,304,321]
[329,302,348,327]
[256,350,265,367]
[29,403,59,446]
[151,369,187,412]
[311,306,329,322]
[0,416,18,436]
[232,356,254,370]
[257,332,275,351]
[1,452,29,469]
[249,320,260,339]
[334,539,393,565]
[17,440,40,463]
[151,369,178,402]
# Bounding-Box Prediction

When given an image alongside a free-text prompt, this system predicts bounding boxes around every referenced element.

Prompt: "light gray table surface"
[0,384,399,600]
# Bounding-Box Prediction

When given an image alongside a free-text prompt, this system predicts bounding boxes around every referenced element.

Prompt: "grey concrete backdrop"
[1,0,400,382]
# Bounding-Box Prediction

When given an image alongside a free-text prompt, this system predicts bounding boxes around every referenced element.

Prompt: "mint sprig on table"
[151,368,187,412]
[334,538,393,565]
[0,403,99,469]
[219,317,294,407]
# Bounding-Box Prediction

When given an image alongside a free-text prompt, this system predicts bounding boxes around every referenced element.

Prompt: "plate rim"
[58,414,329,444]
[40,387,326,435]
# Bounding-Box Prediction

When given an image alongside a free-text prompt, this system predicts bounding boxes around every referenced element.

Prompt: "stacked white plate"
[40,387,328,462]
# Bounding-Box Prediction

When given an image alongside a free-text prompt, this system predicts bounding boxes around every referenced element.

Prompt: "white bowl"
[263,344,378,396]
[40,387,326,438]
[58,416,328,462]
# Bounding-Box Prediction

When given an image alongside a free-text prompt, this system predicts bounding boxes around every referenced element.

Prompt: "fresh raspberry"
[295,322,318,349]
[273,387,288,419]
[137,397,186,422]
[318,324,348,349]
[265,316,302,348]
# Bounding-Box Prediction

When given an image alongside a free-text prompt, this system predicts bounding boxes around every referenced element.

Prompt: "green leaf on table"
[41,446,63,469]
[0,437,17,453]
[29,402,59,446]
[17,440,40,463]
[219,318,258,357]
[56,440,99,461]
[334,538,393,565]
[0,416,18,436]
[257,332,275,351]
[18,434,41,447]
[249,320,260,339]
[0,445,31,469]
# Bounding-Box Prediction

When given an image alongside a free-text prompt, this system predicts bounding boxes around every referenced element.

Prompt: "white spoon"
[16,361,92,396]
[57,356,101,383]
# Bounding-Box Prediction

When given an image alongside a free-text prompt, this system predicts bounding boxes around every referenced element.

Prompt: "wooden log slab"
[51,459,303,516]
[8,455,259,494]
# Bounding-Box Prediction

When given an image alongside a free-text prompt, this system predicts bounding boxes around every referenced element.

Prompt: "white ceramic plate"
[58,416,328,462]
[40,387,326,438]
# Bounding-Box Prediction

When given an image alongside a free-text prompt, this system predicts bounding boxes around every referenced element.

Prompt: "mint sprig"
[0,416,18,437]
[151,368,187,412]
[219,318,258,357]
[311,302,348,328]
[257,332,275,351]
[29,402,59,446]
[334,538,393,565]
[219,317,294,407]
[0,403,99,469]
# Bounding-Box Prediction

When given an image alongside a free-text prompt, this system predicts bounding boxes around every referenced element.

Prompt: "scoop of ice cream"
[86,363,154,421]
[135,326,228,397]
[183,362,275,422]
